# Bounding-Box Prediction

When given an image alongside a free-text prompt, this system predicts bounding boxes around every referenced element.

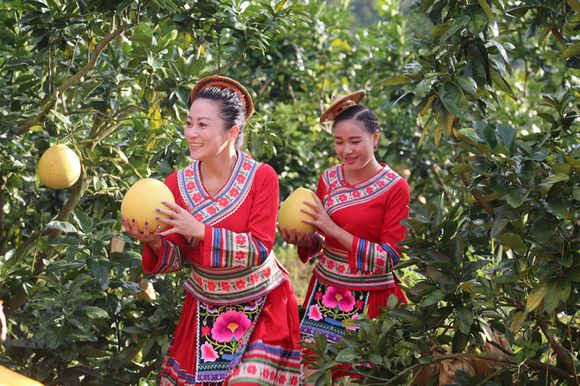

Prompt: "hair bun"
[191,75,254,120]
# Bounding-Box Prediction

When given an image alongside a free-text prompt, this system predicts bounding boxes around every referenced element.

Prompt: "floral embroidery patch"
[300,280,369,343]
[195,298,265,383]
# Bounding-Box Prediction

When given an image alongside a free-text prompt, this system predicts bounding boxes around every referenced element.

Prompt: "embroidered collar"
[322,163,401,215]
[178,152,260,225]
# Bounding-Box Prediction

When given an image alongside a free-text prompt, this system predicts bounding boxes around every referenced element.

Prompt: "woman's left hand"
[301,196,340,239]
[156,201,205,239]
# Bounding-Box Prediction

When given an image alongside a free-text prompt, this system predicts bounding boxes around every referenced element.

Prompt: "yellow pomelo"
[0,365,44,386]
[37,144,81,189]
[277,187,317,235]
[121,178,175,232]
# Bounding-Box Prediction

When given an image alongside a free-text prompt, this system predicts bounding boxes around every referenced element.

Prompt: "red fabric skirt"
[159,278,302,385]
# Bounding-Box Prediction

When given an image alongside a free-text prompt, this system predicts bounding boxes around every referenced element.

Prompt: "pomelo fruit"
[0,365,44,386]
[277,187,317,235]
[37,144,81,189]
[121,178,175,232]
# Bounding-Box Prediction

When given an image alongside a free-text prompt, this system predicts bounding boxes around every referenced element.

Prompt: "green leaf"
[47,221,78,234]
[456,76,478,95]
[377,74,412,87]
[561,42,580,60]
[496,232,523,249]
[490,67,516,99]
[526,282,549,313]
[79,305,109,319]
[456,306,474,335]
[490,217,509,237]
[437,82,468,117]
[131,23,154,46]
[87,257,111,290]
[335,347,357,362]
[420,289,449,307]
[505,189,528,208]
[496,124,516,154]
[544,198,571,220]
[539,173,569,194]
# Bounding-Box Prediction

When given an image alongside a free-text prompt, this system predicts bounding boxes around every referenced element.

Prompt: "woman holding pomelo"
[280,91,409,383]
[123,76,301,386]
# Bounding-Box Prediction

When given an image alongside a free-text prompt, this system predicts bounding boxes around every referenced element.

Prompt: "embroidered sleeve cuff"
[348,237,400,273]
[142,239,183,273]
[202,224,216,268]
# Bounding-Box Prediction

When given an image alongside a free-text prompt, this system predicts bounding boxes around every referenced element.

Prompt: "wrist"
[146,238,162,249]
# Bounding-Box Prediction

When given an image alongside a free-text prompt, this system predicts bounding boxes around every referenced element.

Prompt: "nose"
[184,125,199,139]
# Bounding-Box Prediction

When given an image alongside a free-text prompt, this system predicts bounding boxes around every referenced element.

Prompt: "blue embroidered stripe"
[357,239,366,270]
[212,228,222,267]
[381,242,400,266]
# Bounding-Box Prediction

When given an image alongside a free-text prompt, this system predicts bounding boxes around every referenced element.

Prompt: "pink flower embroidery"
[187,181,195,190]
[221,282,231,291]
[376,257,385,267]
[218,197,229,207]
[366,187,374,194]
[237,175,246,184]
[236,235,247,245]
[322,286,356,312]
[387,172,396,179]
[327,198,334,206]
[207,281,217,291]
[242,162,252,171]
[194,276,203,286]
[184,168,194,177]
[211,310,251,343]
[278,375,287,384]
[329,170,337,178]
[353,191,361,198]
[314,291,322,301]
[263,369,270,379]
[338,264,346,274]
[235,251,246,260]
[290,376,299,385]
[377,180,386,187]
[200,342,218,362]
[263,267,271,278]
[327,260,335,269]
[247,365,257,375]
[355,300,364,309]
[230,187,239,197]
[192,193,203,203]
[201,326,210,337]
[207,206,217,215]
[235,280,246,289]
[194,213,204,221]
[338,194,347,202]
[308,305,322,321]
[249,273,259,284]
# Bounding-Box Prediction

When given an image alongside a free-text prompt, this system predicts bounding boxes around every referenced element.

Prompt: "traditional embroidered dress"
[299,163,409,345]
[142,152,301,386]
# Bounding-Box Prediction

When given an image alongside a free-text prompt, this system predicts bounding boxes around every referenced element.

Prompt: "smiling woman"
[122,76,302,386]
[279,90,410,384]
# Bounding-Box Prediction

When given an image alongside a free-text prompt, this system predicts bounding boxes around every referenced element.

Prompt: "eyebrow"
[187,116,213,121]
[334,136,362,140]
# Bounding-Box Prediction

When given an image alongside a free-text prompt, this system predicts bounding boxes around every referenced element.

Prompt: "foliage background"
[0,0,578,385]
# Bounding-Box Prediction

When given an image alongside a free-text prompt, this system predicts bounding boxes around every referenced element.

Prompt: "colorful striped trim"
[155,239,183,273]
[313,245,396,290]
[177,152,259,226]
[353,237,400,273]
[184,253,286,305]
[228,341,301,385]
[322,164,401,215]
[208,228,269,268]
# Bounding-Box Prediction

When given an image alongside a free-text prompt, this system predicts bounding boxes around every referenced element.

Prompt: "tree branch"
[17,24,127,135]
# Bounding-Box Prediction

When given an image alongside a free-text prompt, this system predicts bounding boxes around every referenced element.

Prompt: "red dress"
[142,152,301,385]
[299,163,409,346]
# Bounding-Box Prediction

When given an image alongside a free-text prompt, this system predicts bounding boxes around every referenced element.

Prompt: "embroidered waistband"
[185,252,286,305]
[313,246,395,290]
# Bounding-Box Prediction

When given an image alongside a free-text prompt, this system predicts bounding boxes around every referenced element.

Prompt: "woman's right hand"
[122,218,162,249]
[278,226,311,249]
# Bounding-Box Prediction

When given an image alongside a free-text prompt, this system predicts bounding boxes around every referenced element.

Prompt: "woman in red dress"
[124,76,301,385]
[280,90,409,382]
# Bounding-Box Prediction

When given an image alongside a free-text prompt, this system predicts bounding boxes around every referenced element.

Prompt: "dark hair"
[333,104,379,134]
[193,86,246,148]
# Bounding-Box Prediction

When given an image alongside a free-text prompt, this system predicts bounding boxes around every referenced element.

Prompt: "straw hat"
[319,90,365,124]
[190,75,254,120]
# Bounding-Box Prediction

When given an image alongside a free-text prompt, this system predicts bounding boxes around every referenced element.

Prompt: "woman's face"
[184,98,238,160]
[333,118,379,172]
